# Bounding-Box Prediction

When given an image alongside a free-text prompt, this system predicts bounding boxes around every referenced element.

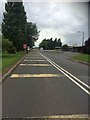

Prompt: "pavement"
[2,50,90,120]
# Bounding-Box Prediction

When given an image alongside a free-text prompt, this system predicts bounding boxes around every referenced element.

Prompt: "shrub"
[2,38,16,54]
[7,46,16,54]
[62,44,69,51]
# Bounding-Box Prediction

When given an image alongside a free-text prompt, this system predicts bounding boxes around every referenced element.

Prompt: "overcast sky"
[0,1,89,47]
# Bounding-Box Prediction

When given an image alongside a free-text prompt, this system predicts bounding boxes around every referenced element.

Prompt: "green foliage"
[2,38,16,54]
[62,44,69,51]
[2,2,27,51]
[39,39,49,50]
[39,38,62,50]
[2,38,12,51]
[26,22,40,48]
[2,2,40,50]
[7,46,16,54]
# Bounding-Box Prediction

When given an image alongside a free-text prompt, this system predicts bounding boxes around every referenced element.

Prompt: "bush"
[62,44,69,51]
[2,38,16,54]
[7,46,16,54]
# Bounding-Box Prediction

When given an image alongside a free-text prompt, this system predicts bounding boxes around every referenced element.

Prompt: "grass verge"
[2,51,26,75]
[72,53,90,63]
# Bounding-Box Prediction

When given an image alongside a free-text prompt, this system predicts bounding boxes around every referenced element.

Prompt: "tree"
[54,38,58,47]
[48,38,54,50]
[2,2,27,51]
[26,22,40,48]
[39,37,62,50]
[57,38,62,47]
[84,37,90,54]
[39,39,49,50]
[62,44,69,51]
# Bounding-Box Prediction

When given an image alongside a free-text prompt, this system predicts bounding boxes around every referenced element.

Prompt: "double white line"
[39,52,90,96]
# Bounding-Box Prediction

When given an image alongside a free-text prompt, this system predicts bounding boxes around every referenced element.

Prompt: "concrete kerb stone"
[1,53,29,83]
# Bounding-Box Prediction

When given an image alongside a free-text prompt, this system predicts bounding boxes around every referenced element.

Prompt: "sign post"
[23,44,27,49]
[23,44,28,53]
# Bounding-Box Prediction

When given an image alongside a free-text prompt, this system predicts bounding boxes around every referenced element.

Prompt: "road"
[2,50,89,119]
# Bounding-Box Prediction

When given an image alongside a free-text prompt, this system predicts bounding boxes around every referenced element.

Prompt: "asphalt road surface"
[2,50,90,119]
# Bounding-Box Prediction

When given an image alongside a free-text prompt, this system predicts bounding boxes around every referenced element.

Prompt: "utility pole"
[77,31,84,46]
[82,32,84,46]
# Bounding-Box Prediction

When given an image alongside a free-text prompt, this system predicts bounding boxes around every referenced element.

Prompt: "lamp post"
[77,31,84,46]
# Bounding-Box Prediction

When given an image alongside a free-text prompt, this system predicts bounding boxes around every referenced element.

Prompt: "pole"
[77,31,84,46]
[82,32,84,46]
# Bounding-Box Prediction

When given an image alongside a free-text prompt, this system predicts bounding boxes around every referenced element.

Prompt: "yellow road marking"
[24,60,46,62]
[20,64,51,66]
[29,57,43,58]
[24,114,88,119]
[11,74,63,78]
[26,57,43,59]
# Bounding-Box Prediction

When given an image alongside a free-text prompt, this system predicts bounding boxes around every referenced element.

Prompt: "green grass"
[72,53,90,63]
[2,51,26,74]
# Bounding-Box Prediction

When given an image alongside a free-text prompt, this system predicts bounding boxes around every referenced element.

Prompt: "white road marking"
[11,74,63,78]
[24,60,46,62]
[20,64,51,66]
[39,52,90,95]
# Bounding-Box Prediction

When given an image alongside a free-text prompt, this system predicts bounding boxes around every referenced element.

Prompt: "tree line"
[39,38,62,50]
[2,1,39,53]
[39,37,90,54]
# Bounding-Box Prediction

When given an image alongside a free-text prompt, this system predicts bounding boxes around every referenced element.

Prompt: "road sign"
[23,44,27,49]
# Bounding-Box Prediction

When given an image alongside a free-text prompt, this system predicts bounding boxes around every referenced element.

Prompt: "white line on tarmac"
[39,52,90,95]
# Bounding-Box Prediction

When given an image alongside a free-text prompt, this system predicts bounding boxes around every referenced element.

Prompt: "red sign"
[23,44,27,49]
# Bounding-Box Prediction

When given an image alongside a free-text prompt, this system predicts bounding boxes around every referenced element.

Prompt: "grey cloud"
[0,1,88,46]
[24,2,88,46]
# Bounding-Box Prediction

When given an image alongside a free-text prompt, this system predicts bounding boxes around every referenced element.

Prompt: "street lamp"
[77,31,84,46]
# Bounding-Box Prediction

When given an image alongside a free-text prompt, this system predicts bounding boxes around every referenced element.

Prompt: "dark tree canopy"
[2,2,27,51]
[26,22,40,48]
[61,44,69,51]
[39,38,62,50]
